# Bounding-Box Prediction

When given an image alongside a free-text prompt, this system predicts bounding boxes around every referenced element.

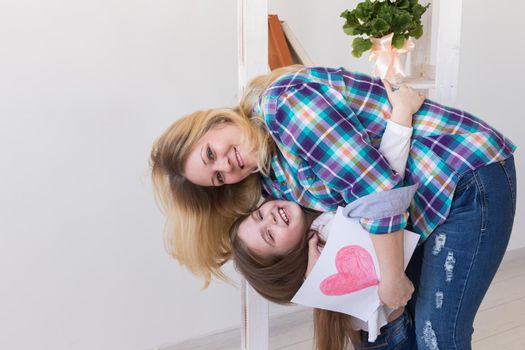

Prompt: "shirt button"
[281,181,286,187]
[307,176,313,180]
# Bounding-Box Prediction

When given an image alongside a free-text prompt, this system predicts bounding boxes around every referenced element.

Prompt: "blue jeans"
[404,156,517,350]
[356,310,416,350]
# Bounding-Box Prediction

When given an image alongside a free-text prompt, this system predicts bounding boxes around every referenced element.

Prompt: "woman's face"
[238,200,307,258]
[184,123,258,186]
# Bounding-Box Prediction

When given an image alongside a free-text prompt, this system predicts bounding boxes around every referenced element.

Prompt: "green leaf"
[377,4,393,23]
[392,10,413,32]
[392,33,406,49]
[409,24,423,39]
[412,3,430,20]
[340,9,350,19]
[343,23,358,36]
[371,18,390,34]
[354,2,372,21]
[397,0,410,9]
[352,37,373,58]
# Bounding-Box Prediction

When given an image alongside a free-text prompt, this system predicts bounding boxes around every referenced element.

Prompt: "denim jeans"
[356,310,416,350]
[404,156,517,350]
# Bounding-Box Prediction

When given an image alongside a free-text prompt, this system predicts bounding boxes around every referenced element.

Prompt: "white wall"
[456,0,524,250]
[1,1,523,349]
[0,1,244,349]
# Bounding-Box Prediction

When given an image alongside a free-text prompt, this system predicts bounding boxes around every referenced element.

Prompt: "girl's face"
[184,123,258,186]
[238,200,307,258]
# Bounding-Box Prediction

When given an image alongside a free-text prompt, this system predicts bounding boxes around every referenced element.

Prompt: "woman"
[151,66,516,349]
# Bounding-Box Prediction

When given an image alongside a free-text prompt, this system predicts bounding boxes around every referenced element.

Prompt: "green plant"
[340,0,430,58]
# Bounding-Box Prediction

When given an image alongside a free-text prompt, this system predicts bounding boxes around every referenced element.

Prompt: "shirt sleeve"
[266,81,415,234]
[378,120,413,179]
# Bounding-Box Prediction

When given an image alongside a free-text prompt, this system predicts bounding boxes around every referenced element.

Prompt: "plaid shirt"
[257,67,516,240]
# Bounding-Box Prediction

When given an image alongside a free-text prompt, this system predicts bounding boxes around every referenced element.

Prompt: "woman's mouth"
[234,147,244,169]
[278,207,289,225]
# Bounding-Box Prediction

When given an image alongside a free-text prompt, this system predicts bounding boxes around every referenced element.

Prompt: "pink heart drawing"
[320,245,379,296]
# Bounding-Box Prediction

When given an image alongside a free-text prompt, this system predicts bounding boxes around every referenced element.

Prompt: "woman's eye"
[216,172,224,184]
[257,210,263,220]
[206,146,214,160]
[267,230,274,242]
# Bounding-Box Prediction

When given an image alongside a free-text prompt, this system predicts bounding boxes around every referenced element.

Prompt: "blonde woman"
[151,66,516,349]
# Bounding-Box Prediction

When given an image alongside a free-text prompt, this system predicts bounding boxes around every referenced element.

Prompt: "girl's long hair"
[230,209,360,350]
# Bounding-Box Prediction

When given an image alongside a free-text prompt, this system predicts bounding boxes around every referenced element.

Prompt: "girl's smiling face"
[237,200,307,258]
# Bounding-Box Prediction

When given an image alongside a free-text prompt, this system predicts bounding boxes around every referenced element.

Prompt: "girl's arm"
[306,93,416,280]
[371,81,423,309]
[378,119,412,179]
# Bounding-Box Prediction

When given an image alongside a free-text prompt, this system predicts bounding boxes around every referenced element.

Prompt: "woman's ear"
[251,167,259,174]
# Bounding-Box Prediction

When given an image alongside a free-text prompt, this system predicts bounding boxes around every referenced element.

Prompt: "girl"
[230,114,415,349]
[230,199,415,350]
[151,66,516,349]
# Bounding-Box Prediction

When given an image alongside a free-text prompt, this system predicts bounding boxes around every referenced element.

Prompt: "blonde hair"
[239,65,304,119]
[150,65,304,286]
[151,109,262,285]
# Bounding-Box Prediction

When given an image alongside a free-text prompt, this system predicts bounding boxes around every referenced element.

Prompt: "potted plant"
[340,0,430,83]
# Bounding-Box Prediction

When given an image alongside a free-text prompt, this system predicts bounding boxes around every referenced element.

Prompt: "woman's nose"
[214,156,232,172]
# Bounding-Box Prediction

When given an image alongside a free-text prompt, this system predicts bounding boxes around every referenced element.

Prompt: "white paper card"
[291,207,420,321]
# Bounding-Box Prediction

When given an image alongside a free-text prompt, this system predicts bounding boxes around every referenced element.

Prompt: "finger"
[308,234,320,255]
[382,79,392,92]
[382,79,394,102]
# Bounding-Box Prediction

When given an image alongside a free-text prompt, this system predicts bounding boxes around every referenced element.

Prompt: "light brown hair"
[230,209,360,350]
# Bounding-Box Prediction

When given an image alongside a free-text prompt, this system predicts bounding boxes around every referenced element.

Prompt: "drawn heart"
[320,245,379,296]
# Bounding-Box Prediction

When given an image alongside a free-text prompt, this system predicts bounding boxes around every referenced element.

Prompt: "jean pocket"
[454,171,476,197]
[499,156,517,215]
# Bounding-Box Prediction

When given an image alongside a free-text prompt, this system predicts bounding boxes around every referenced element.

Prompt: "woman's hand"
[383,79,425,127]
[378,272,414,309]
[305,233,321,278]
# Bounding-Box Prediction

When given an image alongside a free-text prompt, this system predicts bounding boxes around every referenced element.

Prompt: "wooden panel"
[268,15,294,70]
[237,1,270,349]
[428,0,463,106]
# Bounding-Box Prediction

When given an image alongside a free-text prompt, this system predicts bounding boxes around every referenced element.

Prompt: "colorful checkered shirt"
[257,67,516,240]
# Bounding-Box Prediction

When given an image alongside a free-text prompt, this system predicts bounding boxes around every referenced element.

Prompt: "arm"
[270,80,421,308]
[267,81,412,234]
[372,81,423,308]
[378,120,412,178]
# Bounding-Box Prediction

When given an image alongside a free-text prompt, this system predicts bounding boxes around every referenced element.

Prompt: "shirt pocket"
[296,161,315,189]
[296,161,340,208]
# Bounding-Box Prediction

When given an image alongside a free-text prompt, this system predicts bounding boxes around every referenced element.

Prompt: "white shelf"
[405,76,436,90]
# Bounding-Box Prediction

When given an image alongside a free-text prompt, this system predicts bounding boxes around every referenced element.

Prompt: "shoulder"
[263,66,347,99]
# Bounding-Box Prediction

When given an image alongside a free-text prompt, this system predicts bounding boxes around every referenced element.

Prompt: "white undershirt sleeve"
[378,120,413,179]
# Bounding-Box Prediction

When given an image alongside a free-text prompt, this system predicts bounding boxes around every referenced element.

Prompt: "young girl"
[230,116,415,349]
[230,199,414,350]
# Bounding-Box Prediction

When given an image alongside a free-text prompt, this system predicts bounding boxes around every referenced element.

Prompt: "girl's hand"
[382,79,425,127]
[378,272,414,309]
[305,233,321,278]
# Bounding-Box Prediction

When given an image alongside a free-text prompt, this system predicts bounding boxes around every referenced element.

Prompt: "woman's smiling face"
[237,200,307,258]
[183,122,258,186]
